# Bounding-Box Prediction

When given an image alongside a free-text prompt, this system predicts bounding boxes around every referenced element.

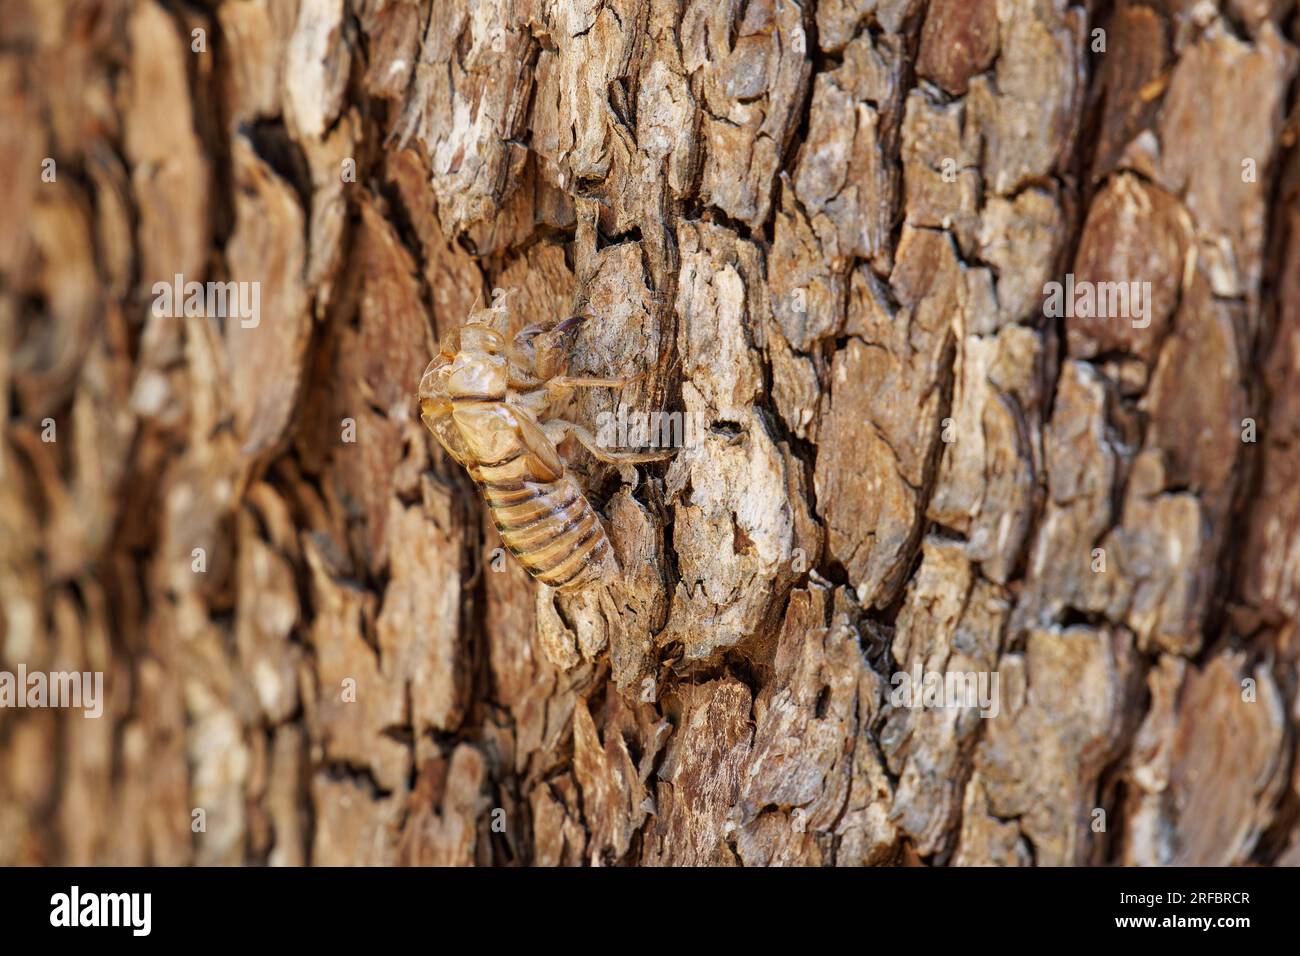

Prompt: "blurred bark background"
[2,0,1300,866]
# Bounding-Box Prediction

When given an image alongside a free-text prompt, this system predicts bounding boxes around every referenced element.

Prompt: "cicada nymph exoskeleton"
[417,301,672,591]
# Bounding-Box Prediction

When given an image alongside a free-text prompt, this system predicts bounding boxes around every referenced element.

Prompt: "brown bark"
[1,0,1299,867]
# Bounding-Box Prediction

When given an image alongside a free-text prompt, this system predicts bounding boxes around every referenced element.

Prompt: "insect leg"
[548,373,644,389]
[544,373,646,411]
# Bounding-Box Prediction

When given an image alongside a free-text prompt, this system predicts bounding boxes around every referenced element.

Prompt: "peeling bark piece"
[312,774,401,866]
[1067,174,1189,362]
[530,0,645,235]
[953,771,1032,866]
[975,627,1136,866]
[735,811,826,865]
[1088,5,1168,184]
[530,774,587,867]
[673,223,764,422]
[534,587,585,672]
[573,697,649,863]
[794,31,902,269]
[815,0,869,53]
[882,540,1007,855]
[218,0,296,125]
[816,338,918,608]
[1141,278,1245,511]
[689,0,812,228]
[765,320,821,440]
[976,189,1065,326]
[303,536,409,794]
[225,134,311,458]
[643,678,753,865]
[929,326,1042,585]
[901,90,980,256]
[397,0,533,239]
[879,228,960,484]
[234,509,301,724]
[283,0,349,141]
[1166,652,1287,865]
[384,147,486,341]
[665,415,805,659]
[817,0,921,52]
[971,330,1044,583]
[1121,654,1186,866]
[768,183,847,353]
[604,489,672,694]
[1098,451,1211,656]
[968,0,1084,195]
[396,745,487,866]
[125,0,211,288]
[355,196,437,414]
[535,598,608,688]
[821,231,956,607]
[738,585,893,865]
[358,0,421,101]
[917,0,998,96]
[1153,21,1296,299]
[1016,361,1119,630]
[376,497,465,733]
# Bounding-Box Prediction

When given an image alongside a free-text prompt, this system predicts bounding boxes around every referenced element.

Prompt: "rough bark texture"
[2,0,1300,867]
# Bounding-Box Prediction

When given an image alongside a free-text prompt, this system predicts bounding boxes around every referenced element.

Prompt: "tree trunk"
[2,0,1299,867]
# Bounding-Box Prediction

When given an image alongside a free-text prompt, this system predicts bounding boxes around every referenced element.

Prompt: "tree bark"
[2,0,1299,867]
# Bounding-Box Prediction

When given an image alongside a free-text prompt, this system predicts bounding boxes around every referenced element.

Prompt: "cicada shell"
[417,306,671,591]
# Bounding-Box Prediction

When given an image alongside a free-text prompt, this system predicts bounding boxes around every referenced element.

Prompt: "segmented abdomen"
[471,451,613,591]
